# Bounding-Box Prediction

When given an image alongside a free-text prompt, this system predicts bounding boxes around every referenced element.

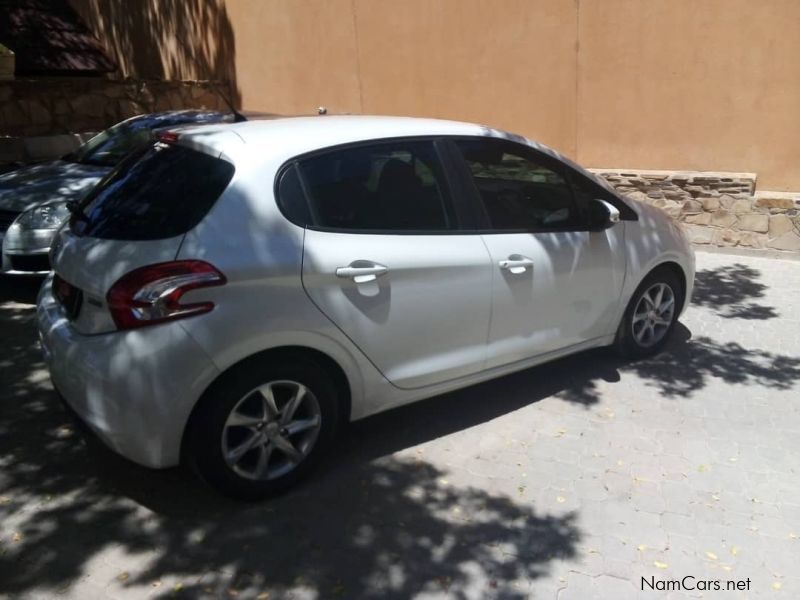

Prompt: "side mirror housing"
[587,198,620,231]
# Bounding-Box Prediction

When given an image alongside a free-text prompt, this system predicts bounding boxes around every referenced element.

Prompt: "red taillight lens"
[156,130,180,144]
[107,260,226,330]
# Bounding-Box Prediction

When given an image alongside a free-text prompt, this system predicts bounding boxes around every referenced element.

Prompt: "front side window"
[455,139,582,231]
[296,141,453,231]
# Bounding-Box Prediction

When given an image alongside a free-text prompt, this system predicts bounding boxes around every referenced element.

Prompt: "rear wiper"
[65,200,89,223]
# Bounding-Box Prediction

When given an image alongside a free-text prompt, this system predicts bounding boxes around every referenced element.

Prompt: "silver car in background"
[0,110,231,275]
[38,116,694,499]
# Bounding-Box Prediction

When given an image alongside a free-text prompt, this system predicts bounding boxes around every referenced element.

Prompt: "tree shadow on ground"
[0,293,578,599]
[2,267,799,597]
[692,262,778,320]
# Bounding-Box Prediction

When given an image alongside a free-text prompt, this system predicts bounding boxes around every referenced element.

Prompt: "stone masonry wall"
[592,169,800,253]
[0,78,228,137]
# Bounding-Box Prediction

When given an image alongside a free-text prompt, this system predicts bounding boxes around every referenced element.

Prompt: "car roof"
[168,115,562,163]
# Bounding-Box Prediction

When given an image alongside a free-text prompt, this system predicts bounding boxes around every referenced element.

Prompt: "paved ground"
[0,250,798,600]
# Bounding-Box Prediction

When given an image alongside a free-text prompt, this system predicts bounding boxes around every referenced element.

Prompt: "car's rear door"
[448,137,626,368]
[290,138,494,389]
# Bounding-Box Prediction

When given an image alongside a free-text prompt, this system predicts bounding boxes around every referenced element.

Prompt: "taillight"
[107,260,226,330]
[156,130,180,144]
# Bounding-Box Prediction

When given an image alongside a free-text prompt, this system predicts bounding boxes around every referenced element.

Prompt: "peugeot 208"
[38,116,695,498]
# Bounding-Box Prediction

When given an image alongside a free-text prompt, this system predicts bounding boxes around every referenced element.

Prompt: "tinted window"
[456,140,581,231]
[297,141,453,231]
[276,164,312,226]
[71,142,235,240]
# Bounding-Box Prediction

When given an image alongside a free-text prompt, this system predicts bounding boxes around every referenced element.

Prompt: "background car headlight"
[12,202,71,231]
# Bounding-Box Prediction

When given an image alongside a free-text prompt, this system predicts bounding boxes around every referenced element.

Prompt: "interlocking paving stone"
[0,250,798,598]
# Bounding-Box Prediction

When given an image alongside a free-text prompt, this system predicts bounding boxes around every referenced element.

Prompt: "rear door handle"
[498,255,534,274]
[335,262,389,283]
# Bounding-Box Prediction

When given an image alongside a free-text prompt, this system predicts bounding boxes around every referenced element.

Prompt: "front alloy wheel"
[630,282,676,348]
[615,268,682,358]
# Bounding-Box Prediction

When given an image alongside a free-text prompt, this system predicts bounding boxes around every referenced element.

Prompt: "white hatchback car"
[38,116,694,498]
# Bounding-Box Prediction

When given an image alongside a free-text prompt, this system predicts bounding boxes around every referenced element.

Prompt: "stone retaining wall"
[592,169,800,253]
[0,78,228,138]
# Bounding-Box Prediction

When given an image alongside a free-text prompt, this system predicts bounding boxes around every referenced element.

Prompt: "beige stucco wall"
[69,0,800,190]
[576,0,800,191]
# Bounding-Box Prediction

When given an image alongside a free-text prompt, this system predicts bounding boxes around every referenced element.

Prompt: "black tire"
[184,356,340,500]
[615,267,683,359]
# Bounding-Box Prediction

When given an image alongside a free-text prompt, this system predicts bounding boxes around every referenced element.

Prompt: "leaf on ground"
[11,532,21,542]
[256,593,270,600]
[722,565,732,572]
[731,546,740,556]
[116,572,130,582]
[789,533,798,539]
[772,581,782,590]
[637,544,647,552]
[556,496,566,503]
[172,582,184,595]
[705,551,718,560]
[654,561,668,569]
[0,497,10,505]
[712,494,721,501]
[697,464,708,472]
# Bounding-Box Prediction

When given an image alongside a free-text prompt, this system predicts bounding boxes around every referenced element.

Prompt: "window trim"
[273,136,482,236]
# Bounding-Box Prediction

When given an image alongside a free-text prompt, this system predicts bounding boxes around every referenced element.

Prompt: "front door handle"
[498,255,534,274]
[335,262,389,283]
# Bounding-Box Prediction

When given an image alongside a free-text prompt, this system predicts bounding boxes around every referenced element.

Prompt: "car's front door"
[294,139,493,389]
[449,138,626,368]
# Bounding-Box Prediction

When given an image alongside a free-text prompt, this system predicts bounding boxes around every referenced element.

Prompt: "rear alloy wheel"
[186,359,339,500]
[222,380,322,481]
[615,269,682,358]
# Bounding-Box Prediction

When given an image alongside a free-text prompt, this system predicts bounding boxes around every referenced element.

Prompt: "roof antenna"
[212,81,247,122]
[317,106,328,115]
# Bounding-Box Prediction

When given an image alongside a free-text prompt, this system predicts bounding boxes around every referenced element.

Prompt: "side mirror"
[587,198,620,231]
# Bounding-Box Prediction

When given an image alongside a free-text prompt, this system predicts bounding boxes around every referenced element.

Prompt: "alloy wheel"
[221,380,322,481]
[631,282,676,348]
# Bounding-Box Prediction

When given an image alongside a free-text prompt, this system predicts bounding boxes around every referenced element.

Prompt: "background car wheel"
[185,357,340,500]
[615,267,683,359]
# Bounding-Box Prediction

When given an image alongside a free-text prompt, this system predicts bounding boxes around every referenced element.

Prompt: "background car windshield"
[68,123,153,167]
[71,142,235,240]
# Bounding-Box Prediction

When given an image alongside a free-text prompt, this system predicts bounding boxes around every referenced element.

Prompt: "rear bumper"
[37,277,221,468]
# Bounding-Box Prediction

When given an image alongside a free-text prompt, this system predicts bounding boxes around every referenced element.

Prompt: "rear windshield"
[70,142,235,240]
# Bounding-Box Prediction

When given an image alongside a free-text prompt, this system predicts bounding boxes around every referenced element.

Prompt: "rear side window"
[455,139,582,231]
[293,141,454,231]
[71,142,235,240]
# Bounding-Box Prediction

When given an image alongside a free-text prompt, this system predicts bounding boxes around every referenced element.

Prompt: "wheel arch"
[648,260,688,315]
[180,345,352,463]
